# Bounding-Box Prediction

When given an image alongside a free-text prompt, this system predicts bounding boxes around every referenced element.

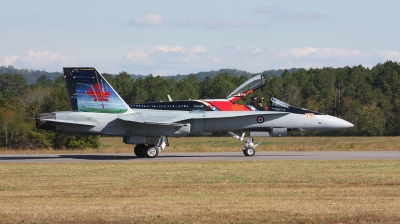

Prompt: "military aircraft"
[36,67,354,158]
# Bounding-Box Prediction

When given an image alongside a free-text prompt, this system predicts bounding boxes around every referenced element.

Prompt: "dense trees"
[0,61,399,149]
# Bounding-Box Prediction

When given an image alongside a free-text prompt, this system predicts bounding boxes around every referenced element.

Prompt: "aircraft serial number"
[305,113,315,118]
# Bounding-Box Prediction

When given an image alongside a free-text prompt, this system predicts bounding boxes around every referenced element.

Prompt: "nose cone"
[323,115,354,130]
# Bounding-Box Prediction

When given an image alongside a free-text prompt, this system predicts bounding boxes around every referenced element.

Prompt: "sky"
[1,0,400,76]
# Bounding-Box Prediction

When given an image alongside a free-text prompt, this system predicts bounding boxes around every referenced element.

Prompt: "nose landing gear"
[228,132,264,157]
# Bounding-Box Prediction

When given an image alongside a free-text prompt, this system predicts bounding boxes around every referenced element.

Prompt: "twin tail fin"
[63,67,130,114]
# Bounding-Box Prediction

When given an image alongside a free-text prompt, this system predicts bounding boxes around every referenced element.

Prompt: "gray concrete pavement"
[0,151,399,163]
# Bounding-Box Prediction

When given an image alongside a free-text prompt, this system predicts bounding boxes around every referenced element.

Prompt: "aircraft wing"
[118,112,187,125]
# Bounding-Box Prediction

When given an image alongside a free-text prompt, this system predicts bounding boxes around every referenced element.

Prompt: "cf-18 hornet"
[36,67,354,158]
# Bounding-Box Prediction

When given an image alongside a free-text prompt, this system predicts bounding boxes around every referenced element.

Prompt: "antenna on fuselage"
[167,95,173,101]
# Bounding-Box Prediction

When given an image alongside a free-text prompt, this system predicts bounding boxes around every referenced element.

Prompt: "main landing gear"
[228,132,263,157]
[134,144,159,158]
[134,136,167,158]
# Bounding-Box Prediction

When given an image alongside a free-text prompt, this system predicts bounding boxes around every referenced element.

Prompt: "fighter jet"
[36,67,354,158]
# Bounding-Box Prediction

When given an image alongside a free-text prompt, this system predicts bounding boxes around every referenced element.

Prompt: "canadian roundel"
[257,116,264,123]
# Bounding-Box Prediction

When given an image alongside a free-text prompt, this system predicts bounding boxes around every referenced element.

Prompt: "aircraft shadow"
[58,155,137,160]
[0,156,57,161]
[0,155,138,161]
[159,154,307,158]
[0,153,308,162]
[58,154,307,161]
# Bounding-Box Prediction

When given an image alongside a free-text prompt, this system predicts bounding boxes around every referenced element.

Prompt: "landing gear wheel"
[243,147,255,156]
[145,146,159,158]
[134,144,147,158]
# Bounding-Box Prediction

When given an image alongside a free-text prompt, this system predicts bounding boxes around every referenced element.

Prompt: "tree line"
[0,61,399,149]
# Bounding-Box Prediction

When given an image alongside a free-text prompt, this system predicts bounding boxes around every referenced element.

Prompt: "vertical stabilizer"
[63,67,130,114]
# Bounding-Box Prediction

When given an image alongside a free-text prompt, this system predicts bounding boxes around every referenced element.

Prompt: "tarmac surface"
[0,151,399,163]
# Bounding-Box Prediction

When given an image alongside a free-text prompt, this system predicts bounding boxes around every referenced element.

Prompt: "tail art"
[64,67,129,114]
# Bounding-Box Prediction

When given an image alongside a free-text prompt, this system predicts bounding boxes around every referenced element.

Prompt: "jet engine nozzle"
[36,113,56,131]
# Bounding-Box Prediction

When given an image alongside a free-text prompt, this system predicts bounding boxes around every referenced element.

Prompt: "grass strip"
[1,160,399,223]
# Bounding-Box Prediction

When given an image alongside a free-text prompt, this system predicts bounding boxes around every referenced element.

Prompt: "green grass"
[0,161,399,223]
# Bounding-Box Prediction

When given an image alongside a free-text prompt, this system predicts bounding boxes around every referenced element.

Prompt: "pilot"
[258,97,264,107]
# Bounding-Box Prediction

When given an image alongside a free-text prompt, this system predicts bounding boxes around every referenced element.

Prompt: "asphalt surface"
[0,151,399,163]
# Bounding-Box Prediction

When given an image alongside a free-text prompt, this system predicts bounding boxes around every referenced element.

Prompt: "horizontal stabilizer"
[42,119,96,126]
[126,120,186,126]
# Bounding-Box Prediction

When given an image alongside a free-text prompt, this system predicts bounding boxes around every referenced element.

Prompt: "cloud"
[126,14,165,26]
[151,45,186,53]
[123,45,208,74]
[313,48,370,59]
[254,5,327,20]
[121,45,272,75]
[211,56,221,63]
[273,12,326,20]
[0,55,19,66]
[379,51,400,61]
[1,50,77,70]
[254,5,281,14]
[118,45,390,76]
[287,47,370,59]
[194,46,206,53]
[252,47,262,53]
[193,19,266,28]
[125,51,151,65]
[22,50,77,67]
[288,47,319,57]
[4,47,389,76]
[126,14,266,28]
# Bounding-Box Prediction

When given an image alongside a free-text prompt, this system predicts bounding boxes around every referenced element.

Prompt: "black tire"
[145,146,159,158]
[243,147,255,156]
[134,144,147,157]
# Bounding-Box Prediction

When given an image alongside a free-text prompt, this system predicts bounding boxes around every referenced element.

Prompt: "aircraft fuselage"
[37,108,352,137]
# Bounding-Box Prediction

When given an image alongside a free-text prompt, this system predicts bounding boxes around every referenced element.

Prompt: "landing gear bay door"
[226,75,266,102]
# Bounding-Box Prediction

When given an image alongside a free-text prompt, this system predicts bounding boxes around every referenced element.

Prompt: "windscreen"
[270,97,291,108]
[226,75,266,98]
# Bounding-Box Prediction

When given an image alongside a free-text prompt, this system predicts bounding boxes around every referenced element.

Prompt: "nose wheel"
[228,131,263,157]
[243,147,255,156]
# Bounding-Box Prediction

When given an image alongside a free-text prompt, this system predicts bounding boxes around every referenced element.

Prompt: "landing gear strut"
[228,132,263,157]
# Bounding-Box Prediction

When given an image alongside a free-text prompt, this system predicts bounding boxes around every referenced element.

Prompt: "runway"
[0,151,399,163]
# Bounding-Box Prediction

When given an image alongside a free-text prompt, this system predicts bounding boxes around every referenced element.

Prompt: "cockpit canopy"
[269,97,291,108]
[226,75,266,99]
